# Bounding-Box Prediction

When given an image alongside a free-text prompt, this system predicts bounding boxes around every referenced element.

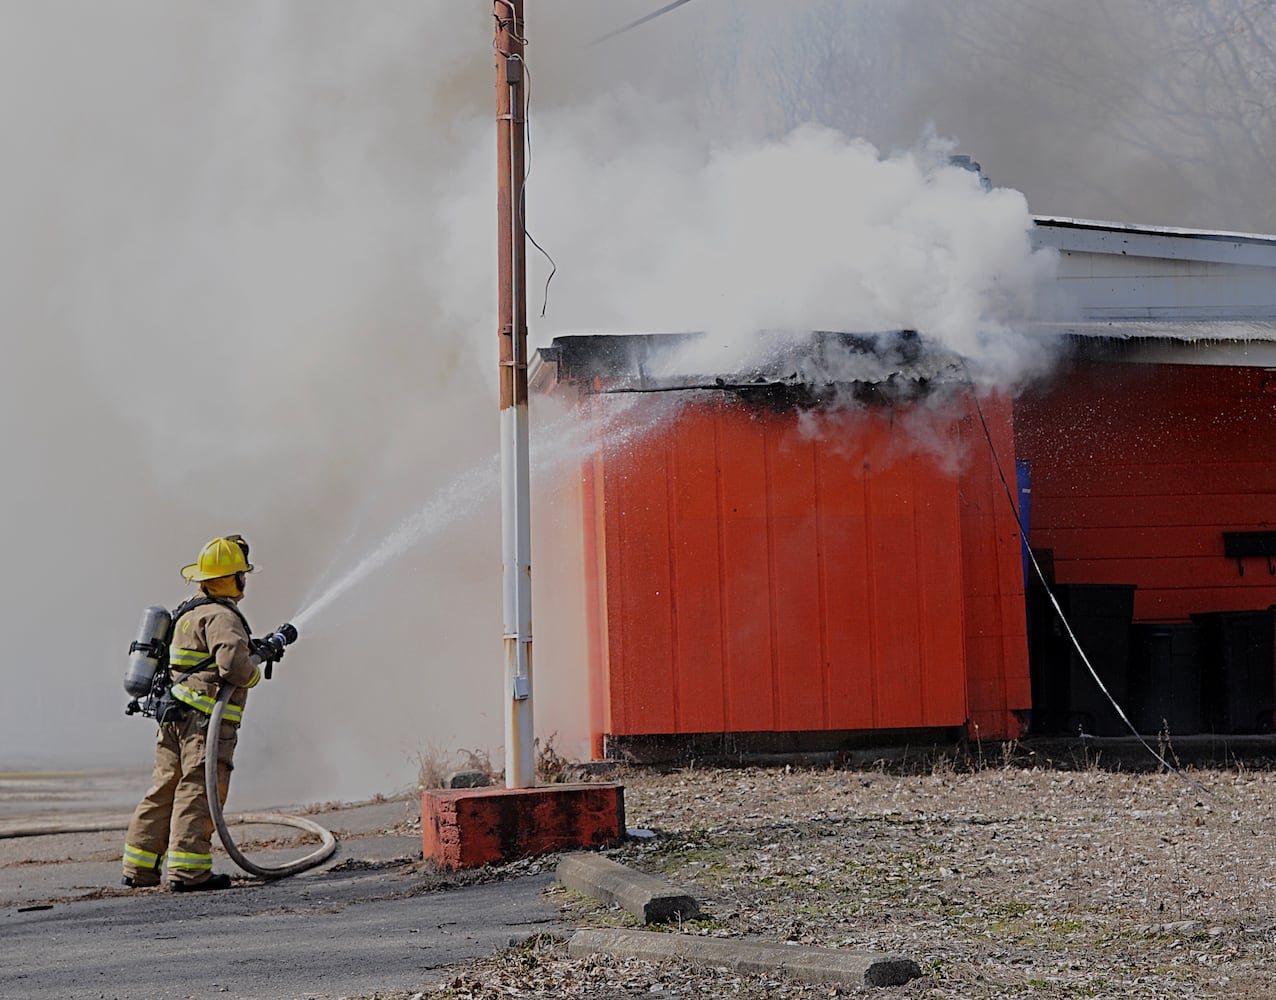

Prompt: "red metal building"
[531,218,1276,754]
[1012,351,1276,736]
[532,333,1030,756]
[1015,356,1276,623]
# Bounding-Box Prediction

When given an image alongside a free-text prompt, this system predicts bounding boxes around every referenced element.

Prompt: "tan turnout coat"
[168,599,260,725]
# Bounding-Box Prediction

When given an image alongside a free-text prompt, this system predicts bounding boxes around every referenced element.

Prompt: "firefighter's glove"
[250,636,284,664]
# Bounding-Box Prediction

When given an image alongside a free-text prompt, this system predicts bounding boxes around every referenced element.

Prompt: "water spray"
[288,456,500,633]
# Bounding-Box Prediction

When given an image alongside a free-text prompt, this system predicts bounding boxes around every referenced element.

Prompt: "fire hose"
[3,685,338,876]
[205,681,337,879]
[3,687,337,880]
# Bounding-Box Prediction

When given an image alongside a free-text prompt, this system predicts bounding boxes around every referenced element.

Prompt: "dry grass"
[535,733,571,784]
[418,758,1276,999]
[416,745,498,790]
[415,734,578,790]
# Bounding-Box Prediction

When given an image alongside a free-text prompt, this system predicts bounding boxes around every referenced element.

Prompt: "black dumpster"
[1028,583,1137,736]
[1190,610,1275,734]
[1129,624,1203,736]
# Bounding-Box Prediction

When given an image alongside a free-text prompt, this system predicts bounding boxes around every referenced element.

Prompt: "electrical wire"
[491,1,526,46]
[493,4,557,318]
[588,0,698,47]
[962,369,1222,803]
[516,55,557,317]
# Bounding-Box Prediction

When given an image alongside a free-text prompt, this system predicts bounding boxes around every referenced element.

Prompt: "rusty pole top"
[495,0,527,413]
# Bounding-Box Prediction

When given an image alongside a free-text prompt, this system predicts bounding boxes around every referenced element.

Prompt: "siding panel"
[765,422,826,730]
[716,406,777,730]
[669,406,727,732]
[957,394,1031,739]
[816,438,876,729]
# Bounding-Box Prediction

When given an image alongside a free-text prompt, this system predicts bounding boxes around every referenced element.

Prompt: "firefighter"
[120,535,263,891]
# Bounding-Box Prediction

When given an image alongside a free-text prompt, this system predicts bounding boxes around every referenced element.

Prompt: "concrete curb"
[569,928,923,988]
[557,854,699,923]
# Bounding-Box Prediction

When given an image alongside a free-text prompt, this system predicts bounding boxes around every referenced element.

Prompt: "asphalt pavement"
[1,777,930,998]
[0,796,565,1000]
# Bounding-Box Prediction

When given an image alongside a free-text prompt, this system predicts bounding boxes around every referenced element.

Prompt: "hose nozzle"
[256,623,299,679]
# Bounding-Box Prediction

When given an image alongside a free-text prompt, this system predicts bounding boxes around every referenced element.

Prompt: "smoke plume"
[1,1,1270,804]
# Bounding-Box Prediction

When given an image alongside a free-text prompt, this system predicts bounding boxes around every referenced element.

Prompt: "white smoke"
[508,119,1058,384]
[1,1,1261,805]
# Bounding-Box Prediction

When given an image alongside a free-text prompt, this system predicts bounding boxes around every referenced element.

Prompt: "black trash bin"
[1190,610,1275,734]
[1129,623,1203,736]
[1028,583,1137,736]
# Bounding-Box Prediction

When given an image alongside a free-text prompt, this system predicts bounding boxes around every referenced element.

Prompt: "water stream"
[285,394,662,635]
[289,456,499,632]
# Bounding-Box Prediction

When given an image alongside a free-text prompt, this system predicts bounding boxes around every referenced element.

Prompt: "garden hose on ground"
[205,683,337,878]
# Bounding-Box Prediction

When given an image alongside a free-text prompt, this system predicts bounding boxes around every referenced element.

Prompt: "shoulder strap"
[167,595,251,683]
[170,657,214,688]
[208,595,252,634]
[171,594,211,622]
[171,594,252,635]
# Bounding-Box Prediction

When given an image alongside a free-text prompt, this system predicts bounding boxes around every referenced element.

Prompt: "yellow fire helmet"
[180,535,256,582]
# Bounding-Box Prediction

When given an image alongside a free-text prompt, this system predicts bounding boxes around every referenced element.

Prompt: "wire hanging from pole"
[493,3,557,317]
[517,56,557,317]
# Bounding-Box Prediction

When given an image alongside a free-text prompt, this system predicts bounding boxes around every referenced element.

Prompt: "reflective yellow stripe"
[166,850,213,871]
[171,683,243,723]
[124,844,159,866]
[170,647,213,667]
[244,666,262,689]
[171,682,216,713]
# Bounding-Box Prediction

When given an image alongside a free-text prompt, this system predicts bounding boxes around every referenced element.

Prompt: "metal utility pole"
[495,0,534,789]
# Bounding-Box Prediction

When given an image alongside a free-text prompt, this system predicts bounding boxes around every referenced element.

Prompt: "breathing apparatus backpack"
[123,598,236,721]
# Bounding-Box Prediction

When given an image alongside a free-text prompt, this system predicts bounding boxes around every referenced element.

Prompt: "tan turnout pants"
[121,711,237,886]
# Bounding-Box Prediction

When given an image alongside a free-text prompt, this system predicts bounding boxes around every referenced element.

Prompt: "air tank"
[125,605,173,698]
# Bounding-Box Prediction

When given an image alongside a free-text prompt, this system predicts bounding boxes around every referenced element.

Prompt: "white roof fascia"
[1033,216,1276,269]
[1030,319,1276,341]
[1029,320,1276,366]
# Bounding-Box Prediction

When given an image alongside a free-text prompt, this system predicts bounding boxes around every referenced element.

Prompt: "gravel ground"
[414,757,1276,1000]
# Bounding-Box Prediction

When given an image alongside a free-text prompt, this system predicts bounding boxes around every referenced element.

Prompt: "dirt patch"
[418,762,1276,999]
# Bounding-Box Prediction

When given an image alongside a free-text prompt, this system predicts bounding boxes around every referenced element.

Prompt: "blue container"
[1016,459,1032,590]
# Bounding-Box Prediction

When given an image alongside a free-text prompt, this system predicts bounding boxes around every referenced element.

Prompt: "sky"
[2,1,1271,804]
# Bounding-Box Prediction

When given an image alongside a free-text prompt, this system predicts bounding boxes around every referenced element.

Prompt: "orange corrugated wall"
[956,393,1033,740]
[581,391,1030,743]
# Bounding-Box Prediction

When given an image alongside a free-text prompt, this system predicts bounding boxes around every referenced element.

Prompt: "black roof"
[530,330,966,406]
